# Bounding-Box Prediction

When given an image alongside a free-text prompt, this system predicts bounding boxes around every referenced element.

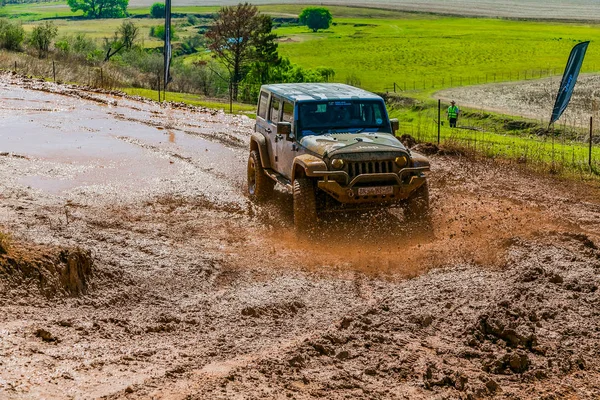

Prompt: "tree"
[67,0,129,19]
[205,3,262,101]
[251,14,279,84]
[119,20,138,50]
[299,7,332,32]
[0,18,25,51]
[149,2,165,18]
[29,21,57,58]
[103,20,138,61]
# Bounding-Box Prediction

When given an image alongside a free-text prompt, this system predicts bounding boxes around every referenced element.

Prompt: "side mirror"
[390,118,400,134]
[277,122,294,141]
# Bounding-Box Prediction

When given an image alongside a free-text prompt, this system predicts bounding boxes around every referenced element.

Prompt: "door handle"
[265,128,272,133]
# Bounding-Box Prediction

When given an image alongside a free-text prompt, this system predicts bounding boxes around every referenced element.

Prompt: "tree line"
[0,2,335,103]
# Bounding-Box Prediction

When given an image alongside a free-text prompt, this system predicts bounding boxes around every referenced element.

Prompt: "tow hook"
[347,189,355,198]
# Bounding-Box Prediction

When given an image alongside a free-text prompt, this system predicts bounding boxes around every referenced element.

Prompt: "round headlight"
[331,159,344,169]
[395,155,408,168]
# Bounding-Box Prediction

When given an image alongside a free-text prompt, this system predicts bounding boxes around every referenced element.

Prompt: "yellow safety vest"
[448,106,459,119]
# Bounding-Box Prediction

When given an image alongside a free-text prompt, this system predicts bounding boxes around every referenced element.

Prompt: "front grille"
[345,160,394,179]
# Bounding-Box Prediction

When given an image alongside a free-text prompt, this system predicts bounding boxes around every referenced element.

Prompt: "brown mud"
[1,72,600,399]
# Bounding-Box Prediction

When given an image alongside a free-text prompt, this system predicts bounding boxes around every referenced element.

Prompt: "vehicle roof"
[261,83,383,102]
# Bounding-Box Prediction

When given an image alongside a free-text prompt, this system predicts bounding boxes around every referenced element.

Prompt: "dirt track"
[1,73,600,399]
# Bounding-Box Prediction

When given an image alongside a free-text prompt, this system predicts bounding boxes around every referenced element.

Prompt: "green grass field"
[274,14,600,95]
[121,87,256,115]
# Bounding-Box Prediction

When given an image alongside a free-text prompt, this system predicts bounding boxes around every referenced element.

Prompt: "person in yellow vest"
[447,100,459,128]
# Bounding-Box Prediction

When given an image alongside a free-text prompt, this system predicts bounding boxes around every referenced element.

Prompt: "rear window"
[282,101,294,123]
[257,92,269,119]
[269,97,281,122]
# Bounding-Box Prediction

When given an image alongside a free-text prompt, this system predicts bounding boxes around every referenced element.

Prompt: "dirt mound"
[398,134,417,148]
[412,142,439,155]
[0,235,93,297]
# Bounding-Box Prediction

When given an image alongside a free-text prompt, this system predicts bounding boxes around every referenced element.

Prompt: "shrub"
[29,21,58,58]
[0,18,25,51]
[150,3,165,18]
[120,47,163,73]
[149,24,178,41]
[55,33,97,60]
[187,15,198,26]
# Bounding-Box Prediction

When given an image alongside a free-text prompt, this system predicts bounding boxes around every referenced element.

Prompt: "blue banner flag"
[550,41,589,125]
[164,0,172,89]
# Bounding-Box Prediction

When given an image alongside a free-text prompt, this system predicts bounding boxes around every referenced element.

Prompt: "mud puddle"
[0,74,250,199]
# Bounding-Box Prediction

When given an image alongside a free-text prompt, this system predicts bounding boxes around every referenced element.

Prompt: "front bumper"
[312,167,428,204]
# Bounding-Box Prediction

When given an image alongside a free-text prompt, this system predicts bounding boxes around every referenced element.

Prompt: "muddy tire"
[405,181,431,225]
[293,178,317,233]
[247,150,275,202]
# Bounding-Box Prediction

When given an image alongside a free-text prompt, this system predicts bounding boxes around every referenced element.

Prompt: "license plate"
[357,186,394,196]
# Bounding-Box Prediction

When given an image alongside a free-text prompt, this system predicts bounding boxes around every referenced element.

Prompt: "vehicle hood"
[299,133,407,157]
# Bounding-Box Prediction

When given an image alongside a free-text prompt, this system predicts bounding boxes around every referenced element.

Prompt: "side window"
[282,101,294,123]
[258,91,269,119]
[269,97,281,122]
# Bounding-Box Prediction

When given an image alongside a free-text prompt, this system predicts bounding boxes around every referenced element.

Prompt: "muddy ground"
[1,72,600,399]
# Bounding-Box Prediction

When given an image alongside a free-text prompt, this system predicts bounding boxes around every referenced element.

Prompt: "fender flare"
[292,154,328,182]
[410,151,431,170]
[250,133,271,169]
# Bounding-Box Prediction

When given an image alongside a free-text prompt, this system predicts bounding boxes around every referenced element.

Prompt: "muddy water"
[0,78,247,201]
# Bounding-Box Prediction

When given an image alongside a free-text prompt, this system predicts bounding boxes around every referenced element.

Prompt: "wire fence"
[401,99,600,175]
[377,68,567,94]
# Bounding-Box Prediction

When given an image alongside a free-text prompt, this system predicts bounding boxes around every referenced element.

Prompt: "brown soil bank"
[0,236,93,298]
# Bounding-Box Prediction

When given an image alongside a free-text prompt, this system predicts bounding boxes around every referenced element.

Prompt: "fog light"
[331,159,344,169]
[395,155,408,168]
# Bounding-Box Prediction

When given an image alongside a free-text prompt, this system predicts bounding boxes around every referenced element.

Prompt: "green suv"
[247,83,430,230]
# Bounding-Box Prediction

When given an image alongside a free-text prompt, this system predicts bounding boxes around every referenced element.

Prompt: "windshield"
[298,100,389,135]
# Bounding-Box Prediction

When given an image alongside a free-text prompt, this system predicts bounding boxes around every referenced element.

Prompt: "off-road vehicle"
[247,83,430,230]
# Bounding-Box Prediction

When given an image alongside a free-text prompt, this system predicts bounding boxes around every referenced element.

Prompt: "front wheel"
[405,181,431,226]
[293,178,317,233]
[247,150,275,202]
